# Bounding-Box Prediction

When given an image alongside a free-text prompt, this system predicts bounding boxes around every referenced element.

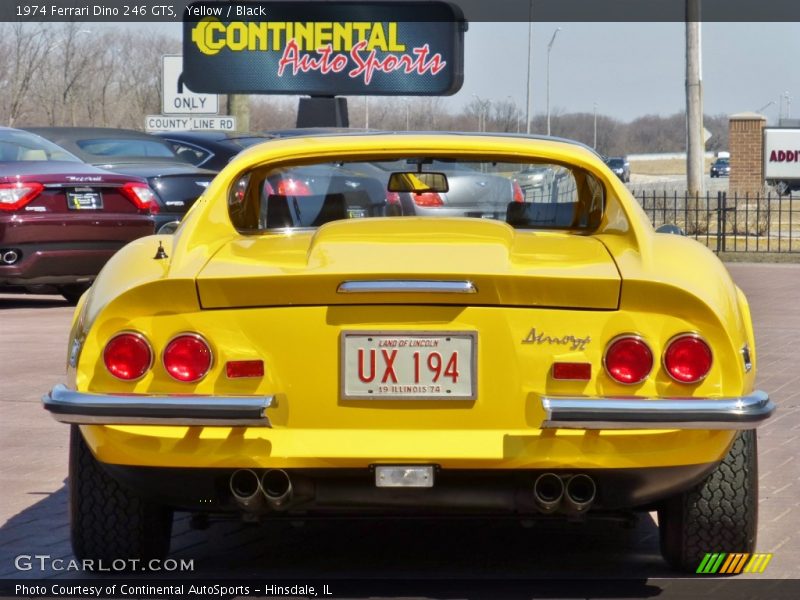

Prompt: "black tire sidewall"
[69,425,173,563]
[658,430,758,572]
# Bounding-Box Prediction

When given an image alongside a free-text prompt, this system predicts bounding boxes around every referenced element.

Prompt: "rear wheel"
[58,283,90,305]
[658,430,758,572]
[69,425,173,562]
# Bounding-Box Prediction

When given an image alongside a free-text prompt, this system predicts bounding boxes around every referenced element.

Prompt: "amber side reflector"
[552,362,592,381]
[226,360,265,379]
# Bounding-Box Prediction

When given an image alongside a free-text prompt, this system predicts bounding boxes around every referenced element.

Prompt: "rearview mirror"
[387,172,449,193]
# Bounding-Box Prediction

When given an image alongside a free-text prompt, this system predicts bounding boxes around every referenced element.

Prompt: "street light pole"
[525,14,533,134]
[593,102,598,149]
[546,27,562,137]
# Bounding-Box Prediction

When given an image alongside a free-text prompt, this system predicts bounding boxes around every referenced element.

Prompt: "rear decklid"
[105,163,215,214]
[196,218,621,309]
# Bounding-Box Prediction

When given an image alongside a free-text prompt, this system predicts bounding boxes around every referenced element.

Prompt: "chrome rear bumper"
[42,384,273,426]
[541,390,774,430]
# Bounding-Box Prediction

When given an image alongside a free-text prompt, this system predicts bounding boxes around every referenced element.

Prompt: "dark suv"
[604,157,630,183]
[710,158,730,178]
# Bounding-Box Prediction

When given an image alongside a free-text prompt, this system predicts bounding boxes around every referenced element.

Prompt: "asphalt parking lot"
[1,263,798,585]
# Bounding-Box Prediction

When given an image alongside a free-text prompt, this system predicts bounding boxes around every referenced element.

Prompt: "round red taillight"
[103,333,152,381]
[604,336,653,384]
[664,334,712,383]
[163,334,212,382]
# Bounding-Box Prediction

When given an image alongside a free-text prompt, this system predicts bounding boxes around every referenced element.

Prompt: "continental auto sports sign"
[183,1,465,95]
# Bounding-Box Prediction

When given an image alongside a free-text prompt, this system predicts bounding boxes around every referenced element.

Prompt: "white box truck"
[764,128,800,195]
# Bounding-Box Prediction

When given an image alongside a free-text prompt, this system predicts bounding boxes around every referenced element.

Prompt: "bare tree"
[492,99,521,133]
[0,23,52,126]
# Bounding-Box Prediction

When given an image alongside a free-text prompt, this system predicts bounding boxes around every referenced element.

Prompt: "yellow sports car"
[43,134,774,572]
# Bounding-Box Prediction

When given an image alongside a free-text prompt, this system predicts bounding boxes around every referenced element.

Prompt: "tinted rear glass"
[76,139,176,159]
[229,157,604,233]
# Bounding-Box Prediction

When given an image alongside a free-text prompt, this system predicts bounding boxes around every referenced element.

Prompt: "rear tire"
[658,430,758,573]
[59,283,90,305]
[69,425,173,562]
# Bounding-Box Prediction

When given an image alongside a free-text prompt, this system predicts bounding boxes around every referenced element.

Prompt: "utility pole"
[227,95,250,133]
[686,0,704,196]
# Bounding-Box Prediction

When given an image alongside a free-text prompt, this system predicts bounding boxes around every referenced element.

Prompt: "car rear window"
[76,139,177,159]
[228,157,604,234]
[0,130,81,162]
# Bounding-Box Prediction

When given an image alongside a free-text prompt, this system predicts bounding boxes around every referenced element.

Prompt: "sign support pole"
[227,95,251,133]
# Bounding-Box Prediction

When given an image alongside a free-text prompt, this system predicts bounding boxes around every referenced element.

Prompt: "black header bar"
[7,0,800,22]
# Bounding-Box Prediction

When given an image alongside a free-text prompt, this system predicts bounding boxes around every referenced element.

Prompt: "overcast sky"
[459,22,800,124]
[154,20,800,123]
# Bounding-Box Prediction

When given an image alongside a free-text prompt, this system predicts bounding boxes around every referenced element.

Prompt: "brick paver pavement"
[1,263,798,581]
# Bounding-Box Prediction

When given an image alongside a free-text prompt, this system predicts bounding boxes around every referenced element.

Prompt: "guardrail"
[635,191,799,253]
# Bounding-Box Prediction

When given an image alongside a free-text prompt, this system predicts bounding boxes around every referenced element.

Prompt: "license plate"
[375,465,434,488]
[67,191,102,210]
[341,331,476,400]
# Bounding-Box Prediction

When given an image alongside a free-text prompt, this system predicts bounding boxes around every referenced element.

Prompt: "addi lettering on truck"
[764,128,800,195]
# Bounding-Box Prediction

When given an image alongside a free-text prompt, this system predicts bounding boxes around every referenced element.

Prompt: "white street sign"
[703,127,713,143]
[162,55,218,115]
[145,115,237,132]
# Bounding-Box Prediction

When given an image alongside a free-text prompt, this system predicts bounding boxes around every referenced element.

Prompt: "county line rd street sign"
[144,115,237,132]
[162,54,219,115]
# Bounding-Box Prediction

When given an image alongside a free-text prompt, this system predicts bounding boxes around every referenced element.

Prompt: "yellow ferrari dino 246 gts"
[43,134,774,572]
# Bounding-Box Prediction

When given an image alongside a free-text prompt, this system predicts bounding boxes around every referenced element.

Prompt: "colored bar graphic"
[743,553,773,573]
[698,552,773,574]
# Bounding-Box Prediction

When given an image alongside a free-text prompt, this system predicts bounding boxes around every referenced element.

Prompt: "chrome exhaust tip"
[261,469,293,510]
[2,250,19,265]
[229,469,266,512]
[563,474,597,513]
[533,472,565,514]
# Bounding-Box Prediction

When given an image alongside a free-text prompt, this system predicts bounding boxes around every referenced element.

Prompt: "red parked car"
[0,128,157,303]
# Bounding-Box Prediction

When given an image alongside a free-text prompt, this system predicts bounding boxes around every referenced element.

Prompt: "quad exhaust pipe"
[533,473,565,513]
[563,474,597,513]
[229,469,267,512]
[231,469,593,515]
[533,473,596,514]
[1,249,20,265]
[229,469,294,513]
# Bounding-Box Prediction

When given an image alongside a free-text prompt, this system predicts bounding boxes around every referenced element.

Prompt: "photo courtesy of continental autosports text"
[13,583,332,598]
[2,1,800,599]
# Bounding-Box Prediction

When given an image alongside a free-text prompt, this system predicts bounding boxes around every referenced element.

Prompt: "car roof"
[25,126,158,141]
[155,131,275,142]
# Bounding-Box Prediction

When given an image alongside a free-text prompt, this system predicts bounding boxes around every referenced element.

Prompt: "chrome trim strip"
[337,280,477,294]
[541,390,774,430]
[42,384,273,426]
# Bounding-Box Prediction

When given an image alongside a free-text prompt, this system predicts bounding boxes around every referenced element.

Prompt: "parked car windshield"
[229,157,604,233]
[0,130,81,162]
[607,158,625,168]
